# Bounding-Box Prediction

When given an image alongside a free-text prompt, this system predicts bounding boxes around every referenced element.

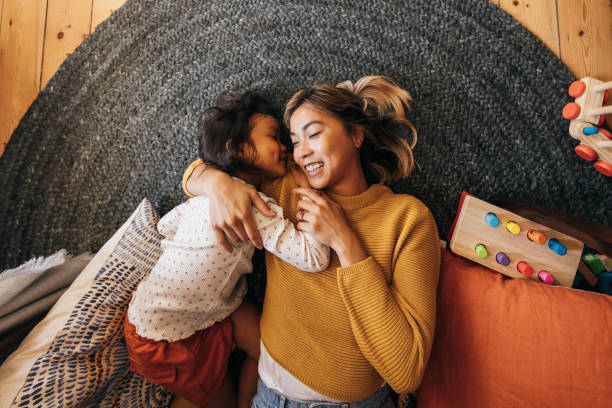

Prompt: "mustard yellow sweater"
[183,161,441,401]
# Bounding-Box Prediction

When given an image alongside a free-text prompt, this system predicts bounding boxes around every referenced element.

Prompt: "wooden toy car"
[562,77,612,177]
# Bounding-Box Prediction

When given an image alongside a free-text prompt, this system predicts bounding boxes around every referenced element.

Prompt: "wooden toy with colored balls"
[449,193,584,288]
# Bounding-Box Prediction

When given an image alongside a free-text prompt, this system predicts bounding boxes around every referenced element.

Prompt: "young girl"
[124,90,329,408]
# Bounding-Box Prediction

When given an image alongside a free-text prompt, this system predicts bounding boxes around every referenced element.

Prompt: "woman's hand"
[187,164,276,252]
[293,187,367,266]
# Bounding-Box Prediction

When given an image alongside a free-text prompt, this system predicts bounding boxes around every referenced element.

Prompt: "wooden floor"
[1,0,611,156]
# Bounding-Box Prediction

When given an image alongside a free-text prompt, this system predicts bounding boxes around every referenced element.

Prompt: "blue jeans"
[251,379,396,408]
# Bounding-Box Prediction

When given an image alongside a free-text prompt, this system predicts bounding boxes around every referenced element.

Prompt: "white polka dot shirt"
[128,185,330,342]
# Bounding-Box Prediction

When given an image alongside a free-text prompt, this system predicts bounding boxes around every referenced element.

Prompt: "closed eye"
[309,132,320,138]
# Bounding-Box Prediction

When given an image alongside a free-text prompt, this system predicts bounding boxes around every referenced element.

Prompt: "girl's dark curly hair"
[197,89,275,176]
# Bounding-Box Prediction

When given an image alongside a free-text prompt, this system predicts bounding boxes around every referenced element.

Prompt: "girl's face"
[289,104,364,195]
[245,114,287,178]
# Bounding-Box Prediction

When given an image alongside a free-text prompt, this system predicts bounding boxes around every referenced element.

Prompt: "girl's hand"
[188,164,276,252]
[293,187,367,266]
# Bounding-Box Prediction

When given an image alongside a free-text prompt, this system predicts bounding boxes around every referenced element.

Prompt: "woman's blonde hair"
[284,76,417,185]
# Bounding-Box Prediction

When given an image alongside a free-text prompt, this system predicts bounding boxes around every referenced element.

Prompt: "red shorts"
[124,313,235,406]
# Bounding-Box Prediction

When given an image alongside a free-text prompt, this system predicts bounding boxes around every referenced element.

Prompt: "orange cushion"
[418,249,612,407]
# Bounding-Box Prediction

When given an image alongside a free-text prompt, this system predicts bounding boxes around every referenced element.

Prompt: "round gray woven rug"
[0,0,609,270]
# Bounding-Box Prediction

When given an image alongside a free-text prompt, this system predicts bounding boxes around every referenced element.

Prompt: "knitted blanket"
[0,0,609,270]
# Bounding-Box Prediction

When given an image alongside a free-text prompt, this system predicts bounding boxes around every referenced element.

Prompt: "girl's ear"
[225,139,234,153]
[234,138,257,163]
[228,139,246,159]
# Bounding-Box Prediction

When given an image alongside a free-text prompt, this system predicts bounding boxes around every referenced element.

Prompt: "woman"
[183,76,441,407]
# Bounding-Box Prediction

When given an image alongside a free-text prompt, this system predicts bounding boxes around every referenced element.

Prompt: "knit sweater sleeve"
[182,158,286,204]
[182,159,203,198]
[336,203,441,393]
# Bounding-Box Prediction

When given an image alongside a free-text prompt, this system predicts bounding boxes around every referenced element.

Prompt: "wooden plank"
[557,0,612,126]
[557,0,612,79]
[91,0,127,32]
[0,0,47,156]
[40,0,93,89]
[0,0,5,40]
[498,0,560,57]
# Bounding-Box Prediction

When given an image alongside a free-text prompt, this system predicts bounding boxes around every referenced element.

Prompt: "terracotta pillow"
[418,249,612,408]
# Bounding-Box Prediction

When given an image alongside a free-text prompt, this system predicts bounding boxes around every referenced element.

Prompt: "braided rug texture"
[0,0,609,270]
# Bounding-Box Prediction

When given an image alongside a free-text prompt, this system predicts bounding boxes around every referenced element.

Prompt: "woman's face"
[289,104,363,193]
[246,114,287,178]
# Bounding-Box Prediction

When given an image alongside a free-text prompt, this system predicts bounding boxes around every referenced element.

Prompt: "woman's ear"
[353,127,365,149]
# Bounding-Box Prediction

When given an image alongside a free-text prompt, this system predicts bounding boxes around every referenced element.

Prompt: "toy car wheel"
[593,160,612,177]
[574,144,598,162]
[562,102,581,120]
[568,80,586,98]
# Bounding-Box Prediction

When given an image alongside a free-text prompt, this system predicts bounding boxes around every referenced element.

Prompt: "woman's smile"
[304,161,324,176]
[289,104,367,196]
